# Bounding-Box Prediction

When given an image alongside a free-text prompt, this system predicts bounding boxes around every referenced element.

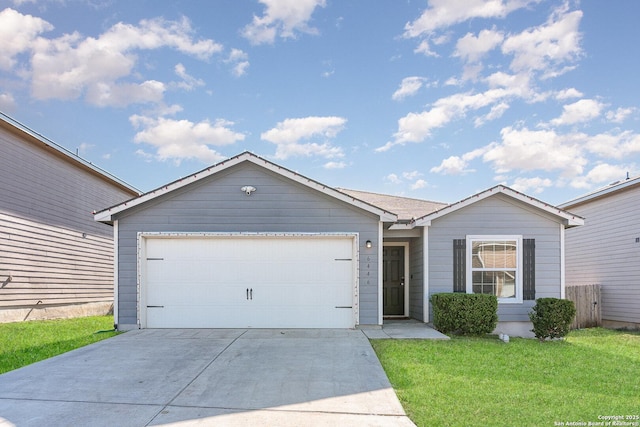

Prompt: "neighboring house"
[95,152,583,336]
[560,176,640,329]
[0,114,140,323]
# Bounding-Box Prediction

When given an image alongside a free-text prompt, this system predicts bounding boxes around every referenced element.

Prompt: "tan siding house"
[0,114,139,322]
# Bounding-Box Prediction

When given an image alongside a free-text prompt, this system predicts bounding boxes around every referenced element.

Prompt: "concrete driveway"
[0,329,415,426]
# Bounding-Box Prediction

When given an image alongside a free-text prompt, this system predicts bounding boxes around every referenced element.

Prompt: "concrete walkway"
[0,329,417,427]
[362,320,450,340]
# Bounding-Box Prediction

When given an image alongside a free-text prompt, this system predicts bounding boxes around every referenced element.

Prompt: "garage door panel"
[143,236,356,328]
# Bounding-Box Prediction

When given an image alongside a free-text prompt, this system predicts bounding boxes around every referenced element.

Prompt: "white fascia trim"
[378,221,384,326]
[560,223,566,299]
[353,235,360,327]
[423,226,429,323]
[113,220,119,328]
[137,232,145,329]
[559,175,640,208]
[414,186,584,227]
[95,152,397,222]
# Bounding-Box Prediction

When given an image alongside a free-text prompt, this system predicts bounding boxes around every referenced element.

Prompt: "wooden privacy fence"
[565,284,601,329]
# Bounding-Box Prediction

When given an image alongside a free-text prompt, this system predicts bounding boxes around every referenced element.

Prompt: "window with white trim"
[466,235,523,303]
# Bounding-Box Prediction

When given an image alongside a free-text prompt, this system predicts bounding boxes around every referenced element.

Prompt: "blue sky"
[1,0,639,206]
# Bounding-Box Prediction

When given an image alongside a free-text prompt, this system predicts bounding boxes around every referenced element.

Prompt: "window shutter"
[523,238,535,300]
[453,239,466,293]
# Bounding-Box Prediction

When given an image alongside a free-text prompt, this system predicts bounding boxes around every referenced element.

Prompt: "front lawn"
[372,328,640,427]
[0,315,118,374]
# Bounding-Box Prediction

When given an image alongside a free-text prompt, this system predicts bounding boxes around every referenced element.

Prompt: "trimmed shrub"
[431,293,498,335]
[529,298,576,341]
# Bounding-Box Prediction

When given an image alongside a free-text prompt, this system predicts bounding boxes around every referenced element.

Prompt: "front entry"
[383,245,405,316]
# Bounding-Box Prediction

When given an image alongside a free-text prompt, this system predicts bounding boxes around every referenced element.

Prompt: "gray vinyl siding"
[114,163,380,327]
[0,124,137,314]
[427,194,563,322]
[0,212,114,308]
[409,234,424,321]
[564,186,640,324]
[0,125,134,237]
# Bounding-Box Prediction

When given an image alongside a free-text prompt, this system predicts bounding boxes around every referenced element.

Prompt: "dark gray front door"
[383,246,405,316]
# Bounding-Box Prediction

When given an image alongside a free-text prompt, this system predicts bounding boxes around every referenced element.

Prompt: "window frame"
[465,235,523,304]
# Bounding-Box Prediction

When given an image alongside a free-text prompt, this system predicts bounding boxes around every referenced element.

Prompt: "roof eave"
[559,176,640,209]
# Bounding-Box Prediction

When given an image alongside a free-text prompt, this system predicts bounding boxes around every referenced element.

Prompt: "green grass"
[0,315,118,374]
[372,328,640,427]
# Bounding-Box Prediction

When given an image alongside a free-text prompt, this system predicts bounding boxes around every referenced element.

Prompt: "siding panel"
[564,186,640,324]
[0,212,114,308]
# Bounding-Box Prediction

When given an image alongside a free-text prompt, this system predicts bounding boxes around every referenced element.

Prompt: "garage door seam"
[145,329,248,426]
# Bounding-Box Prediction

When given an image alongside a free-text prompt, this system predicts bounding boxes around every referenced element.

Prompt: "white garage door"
[141,234,357,328]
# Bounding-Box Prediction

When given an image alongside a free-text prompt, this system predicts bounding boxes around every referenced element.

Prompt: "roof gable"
[94,151,397,223]
[413,185,583,228]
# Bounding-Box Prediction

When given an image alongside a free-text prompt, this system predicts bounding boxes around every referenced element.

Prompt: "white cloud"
[474,102,509,127]
[0,92,16,111]
[483,126,587,176]
[585,130,640,160]
[509,176,552,194]
[385,173,402,184]
[29,16,222,106]
[555,87,583,100]
[550,99,604,126]
[404,0,539,38]
[380,87,515,151]
[502,5,583,75]
[0,8,53,71]
[431,156,469,175]
[411,179,428,190]
[430,147,485,175]
[454,28,504,63]
[414,40,438,57]
[224,49,249,77]
[383,171,428,190]
[242,0,326,45]
[402,171,422,180]
[324,161,346,169]
[174,63,205,90]
[438,125,640,188]
[129,115,245,164]
[392,77,427,101]
[569,163,633,189]
[86,80,165,107]
[261,116,346,160]
[77,142,94,156]
[606,107,635,124]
